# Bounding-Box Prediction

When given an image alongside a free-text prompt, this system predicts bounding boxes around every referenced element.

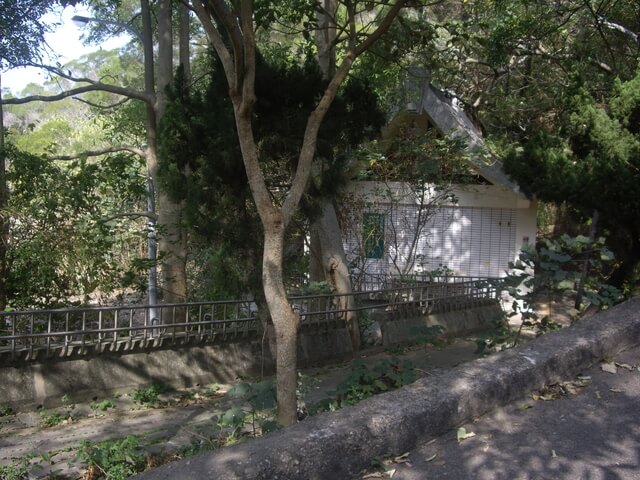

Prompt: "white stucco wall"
[340,181,537,278]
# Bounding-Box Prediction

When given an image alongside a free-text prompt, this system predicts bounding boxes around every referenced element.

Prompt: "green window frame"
[363,213,385,259]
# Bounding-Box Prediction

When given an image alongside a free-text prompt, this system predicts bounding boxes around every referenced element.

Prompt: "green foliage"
[0,458,30,480]
[0,405,14,416]
[419,0,639,140]
[76,435,146,480]
[90,399,117,412]
[219,380,278,441]
[312,357,417,411]
[503,64,640,288]
[158,52,384,299]
[517,235,621,309]
[36,394,76,427]
[2,144,147,307]
[356,128,474,184]
[201,384,221,398]
[132,384,171,407]
[478,234,622,355]
[474,315,514,356]
[410,324,445,346]
[0,0,58,68]
[37,406,73,428]
[298,281,334,296]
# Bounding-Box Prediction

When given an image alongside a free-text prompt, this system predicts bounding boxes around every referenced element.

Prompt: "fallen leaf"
[362,473,384,479]
[601,362,617,374]
[387,469,396,477]
[425,454,437,462]
[551,450,558,458]
[531,393,540,401]
[609,388,623,393]
[457,427,476,442]
[393,453,410,462]
[520,403,533,410]
[616,363,634,371]
[595,391,601,399]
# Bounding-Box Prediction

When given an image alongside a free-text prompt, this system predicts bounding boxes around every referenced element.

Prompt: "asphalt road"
[374,346,640,480]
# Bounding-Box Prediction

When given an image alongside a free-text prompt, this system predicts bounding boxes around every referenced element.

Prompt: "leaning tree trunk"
[311,0,360,350]
[310,199,360,350]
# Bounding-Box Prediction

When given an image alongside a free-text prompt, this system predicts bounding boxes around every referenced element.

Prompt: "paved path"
[376,346,640,480]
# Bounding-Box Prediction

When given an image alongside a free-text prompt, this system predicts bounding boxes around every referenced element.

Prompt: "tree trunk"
[179,2,191,81]
[157,195,188,303]
[311,1,360,350]
[575,209,599,310]
[155,0,189,308]
[140,0,159,322]
[310,199,360,350]
[191,0,406,428]
[0,73,8,309]
[232,96,301,426]
[315,0,338,78]
[263,219,299,426]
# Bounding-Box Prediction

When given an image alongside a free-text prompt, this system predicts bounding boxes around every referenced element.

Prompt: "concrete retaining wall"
[0,326,353,410]
[379,303,501,346]
[0,303,495,410]
[134,296,640,480]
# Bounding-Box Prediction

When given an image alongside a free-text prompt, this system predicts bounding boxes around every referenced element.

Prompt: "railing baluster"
[46,313,52,357]
[0,276,501,361]
[114,309,119,344]
[81,312,86,350]
[129,308,134,342]
[11,314,16,360]
[65,312,70,348]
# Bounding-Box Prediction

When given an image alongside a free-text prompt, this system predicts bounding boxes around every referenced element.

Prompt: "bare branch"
[74,97,131,109]
[48,146,146,161]
[2,62,151,104]
[283,0,408,226]
[582,0,618,71]
[101,212,158,223]
[597,15,639,43]
[208,0,245,94]
[355,0,407,56]
[191,0,236,92]
[2,83,151,105]
[239,0,256,115]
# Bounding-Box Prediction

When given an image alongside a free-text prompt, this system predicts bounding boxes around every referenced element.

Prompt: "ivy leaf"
[219,406,244,427]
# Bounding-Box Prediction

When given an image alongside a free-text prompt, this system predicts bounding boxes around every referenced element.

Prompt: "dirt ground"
[0,336,483,479]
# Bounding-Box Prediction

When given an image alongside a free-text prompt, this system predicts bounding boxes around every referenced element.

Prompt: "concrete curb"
[134,297,640,480]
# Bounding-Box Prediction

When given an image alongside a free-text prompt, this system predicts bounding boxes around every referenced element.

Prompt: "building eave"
[420,85,527,199]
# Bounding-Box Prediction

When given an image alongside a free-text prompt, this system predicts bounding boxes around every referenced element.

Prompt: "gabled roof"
[420,85,526,198]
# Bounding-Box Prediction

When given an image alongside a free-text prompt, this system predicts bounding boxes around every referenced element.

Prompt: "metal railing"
[351,272,503,293]
[0,278,500,363]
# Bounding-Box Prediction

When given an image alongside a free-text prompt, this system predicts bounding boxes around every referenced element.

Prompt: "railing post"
[46,313,52,357]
